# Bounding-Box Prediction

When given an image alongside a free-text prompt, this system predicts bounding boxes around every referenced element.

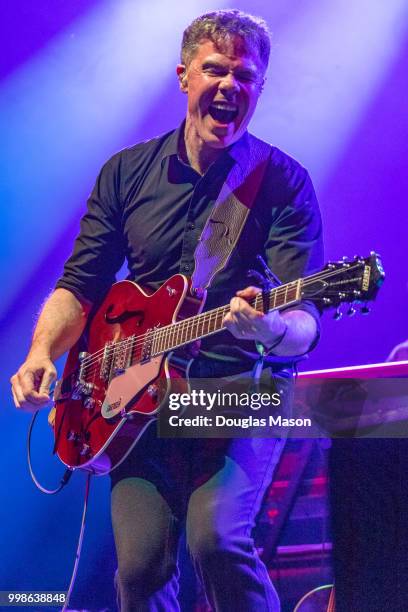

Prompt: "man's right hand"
[10,288,91,413]
[10,354,57,412]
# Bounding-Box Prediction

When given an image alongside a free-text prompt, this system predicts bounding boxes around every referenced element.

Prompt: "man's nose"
[219,72,240,95]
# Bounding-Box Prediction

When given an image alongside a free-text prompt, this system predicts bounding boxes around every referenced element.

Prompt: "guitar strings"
[80,263,365,377]
[80,264,364,379]
[80,263,364,377]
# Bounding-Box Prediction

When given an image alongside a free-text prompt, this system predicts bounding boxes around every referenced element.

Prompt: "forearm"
[28,288,91,361]
[264,310,317,357]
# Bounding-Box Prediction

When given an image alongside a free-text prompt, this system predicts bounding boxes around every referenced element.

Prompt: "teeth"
[211,103,237,111]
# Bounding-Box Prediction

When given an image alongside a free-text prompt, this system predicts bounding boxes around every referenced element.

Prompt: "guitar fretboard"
[150,279,302,356]
[78,256,379,383]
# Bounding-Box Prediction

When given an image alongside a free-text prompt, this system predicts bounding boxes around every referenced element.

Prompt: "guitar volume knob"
[147,384,158,397]
[67,430,80,442]
[84,397,95,410]
[80,444,91,456]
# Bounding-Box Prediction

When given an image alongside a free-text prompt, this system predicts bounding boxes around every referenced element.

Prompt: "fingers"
[11,361,56,412]
[38,368,57,397]
[11,377,43,412]
[224,296,263,339]
[11,384,21,409]
[236,285,261,299]
[230,296,263,323]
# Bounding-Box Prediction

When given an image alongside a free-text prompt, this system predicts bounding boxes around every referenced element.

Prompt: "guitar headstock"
[302,252,385,318]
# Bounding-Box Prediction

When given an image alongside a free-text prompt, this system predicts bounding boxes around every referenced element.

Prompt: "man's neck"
[182,122,224,175]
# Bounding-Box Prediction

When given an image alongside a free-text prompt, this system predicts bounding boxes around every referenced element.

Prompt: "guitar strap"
[191,135,271,295]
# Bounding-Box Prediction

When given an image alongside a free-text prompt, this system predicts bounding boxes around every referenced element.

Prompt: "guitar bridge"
[71,352,94,399]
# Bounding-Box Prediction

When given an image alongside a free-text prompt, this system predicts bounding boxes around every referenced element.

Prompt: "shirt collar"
[160,121,251,171]
[159,123,183,161]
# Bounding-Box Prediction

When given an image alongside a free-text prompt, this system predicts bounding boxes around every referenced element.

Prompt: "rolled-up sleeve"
[55,153,126,304]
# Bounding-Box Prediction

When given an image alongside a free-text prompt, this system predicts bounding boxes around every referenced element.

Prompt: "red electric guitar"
[50,253,384,474]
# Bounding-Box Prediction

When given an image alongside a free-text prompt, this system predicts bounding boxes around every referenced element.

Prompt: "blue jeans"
[111,366,287,611]
[111,434,285,611]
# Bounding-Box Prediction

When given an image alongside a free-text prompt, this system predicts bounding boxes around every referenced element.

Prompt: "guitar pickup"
[101,339,134,381]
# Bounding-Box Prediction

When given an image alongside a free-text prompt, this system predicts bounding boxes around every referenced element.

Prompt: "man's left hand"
[223,286,286,347]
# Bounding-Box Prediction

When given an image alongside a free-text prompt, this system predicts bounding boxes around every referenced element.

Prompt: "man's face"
[177,37,265,150]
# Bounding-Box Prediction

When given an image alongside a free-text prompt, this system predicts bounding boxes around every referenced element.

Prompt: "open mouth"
[208,102,238,124]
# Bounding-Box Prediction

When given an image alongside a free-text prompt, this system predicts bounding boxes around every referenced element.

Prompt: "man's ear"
[176,64,188,93]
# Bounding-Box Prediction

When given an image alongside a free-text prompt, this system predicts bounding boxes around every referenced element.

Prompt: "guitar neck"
[151,279,302,356]
[74,253,383,385]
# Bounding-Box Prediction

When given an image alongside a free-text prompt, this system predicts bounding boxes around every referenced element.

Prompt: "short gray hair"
[181,9,271,70]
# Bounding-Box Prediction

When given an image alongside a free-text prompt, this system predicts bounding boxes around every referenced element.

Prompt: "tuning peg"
[334,308,343,321]
[361,304,370,315]
[347,306,356,317]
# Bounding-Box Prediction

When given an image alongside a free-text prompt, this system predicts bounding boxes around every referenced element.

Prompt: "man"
[11,10,323,611]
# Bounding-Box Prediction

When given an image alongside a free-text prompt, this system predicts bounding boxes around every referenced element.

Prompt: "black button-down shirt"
[56,125,324,374]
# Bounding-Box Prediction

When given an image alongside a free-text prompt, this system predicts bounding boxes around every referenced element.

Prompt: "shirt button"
[183,264,190,272]
[187,222,195,230]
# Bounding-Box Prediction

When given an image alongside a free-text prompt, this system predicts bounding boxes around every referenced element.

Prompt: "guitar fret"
[154,329,159,355]
[172,323,178,349]
[190,315,196,343]
[167,326,173,352]
[211,311,217,333]
[160,327,166,354]
[179,320,185,346]
[155,329,161,355]
[255,294,261,313]
[176,321,181,347]
[219,307,227,329]
[180,320,186,346]
[178,320,183,347]
[160,328,167,353]
[187,316,194,344]
[181,319,187,346]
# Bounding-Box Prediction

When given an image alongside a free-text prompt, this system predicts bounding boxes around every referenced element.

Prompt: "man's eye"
[237,73,257,83]
[204,67,226,77]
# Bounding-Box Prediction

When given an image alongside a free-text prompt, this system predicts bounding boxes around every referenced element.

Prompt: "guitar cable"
[61,471,92,612]
[27,409,93,612]
[27,409,73,494]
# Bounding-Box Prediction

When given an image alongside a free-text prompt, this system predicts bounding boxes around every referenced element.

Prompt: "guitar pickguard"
[101,356,165,419]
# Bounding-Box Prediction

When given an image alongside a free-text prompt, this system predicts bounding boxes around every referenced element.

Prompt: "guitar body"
[53,275,202,474]
[50,254,384,475]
